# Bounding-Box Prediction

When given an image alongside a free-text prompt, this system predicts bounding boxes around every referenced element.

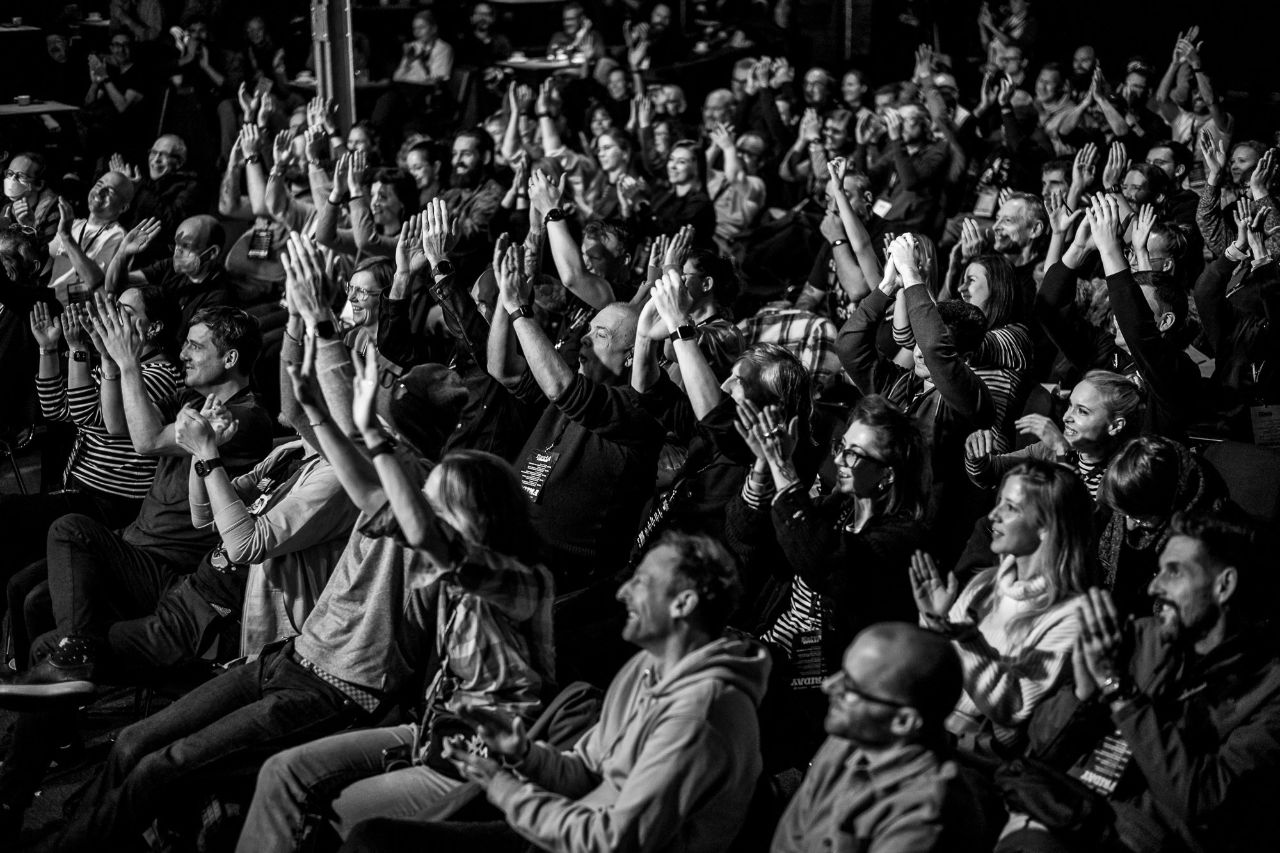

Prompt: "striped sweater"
[937,556,1083,752]
[36,359,182,499]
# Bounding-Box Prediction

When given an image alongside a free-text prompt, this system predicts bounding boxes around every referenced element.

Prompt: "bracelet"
[101,372,121,381]
[535,111,551,119]
[245,153,262,164]
[830,239,848,248]
[1190,65,1203,73]
[38,347,59,356]
[308,415,329,428]
[367,438,396,458]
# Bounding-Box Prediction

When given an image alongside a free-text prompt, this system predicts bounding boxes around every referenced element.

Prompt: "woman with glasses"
[910,458,1091,760]
[726,393,930,769]
[1,153,59,251]
[341,256,392,359]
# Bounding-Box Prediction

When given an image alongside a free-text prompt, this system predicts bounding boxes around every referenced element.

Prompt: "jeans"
[237,724,462,852]
[50,644,364,851]
[44,512,181,643]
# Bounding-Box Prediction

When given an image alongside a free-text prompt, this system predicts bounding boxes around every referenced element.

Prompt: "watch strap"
[544,207,565,224]
[195,457,224,478]
[669,323,697,342]
[313,320,337,340]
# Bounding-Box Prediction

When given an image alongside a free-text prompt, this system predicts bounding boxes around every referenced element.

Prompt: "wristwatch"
[508,304,535,321]
[367,434,397,458]
[313,320,337,340]
[432,260,455,278]
[194,457,224,478]
[1098,674,1131,702]
[544,207,566,224]
[669,323,697,342]
[72,350,90,363]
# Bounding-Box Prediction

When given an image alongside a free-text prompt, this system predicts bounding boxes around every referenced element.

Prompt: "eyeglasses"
[821,671,907,707]
[831,442,886,470]
[346,283,380,302]
[110,41,130,49]
[4,170,34,185]
[149,149,181,161]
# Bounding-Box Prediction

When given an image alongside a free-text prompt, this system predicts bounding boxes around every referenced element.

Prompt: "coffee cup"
[14,95,32,106]
[12,17,23,26]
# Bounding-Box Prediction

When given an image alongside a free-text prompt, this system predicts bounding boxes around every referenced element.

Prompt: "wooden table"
[497,56,581,75]
[0,24,40,35]
[0,100,79,119]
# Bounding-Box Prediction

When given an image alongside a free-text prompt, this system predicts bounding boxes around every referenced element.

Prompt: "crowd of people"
[0,1,1278,851]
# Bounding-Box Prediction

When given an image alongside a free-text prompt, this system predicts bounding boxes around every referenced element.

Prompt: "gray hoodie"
[487,635,771,853]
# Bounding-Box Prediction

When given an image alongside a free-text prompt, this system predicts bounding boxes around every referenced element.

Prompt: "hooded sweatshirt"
[486,635,771,853]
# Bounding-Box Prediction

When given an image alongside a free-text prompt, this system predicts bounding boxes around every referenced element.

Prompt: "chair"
[0,425,34,495]
[1201,440,1280,524]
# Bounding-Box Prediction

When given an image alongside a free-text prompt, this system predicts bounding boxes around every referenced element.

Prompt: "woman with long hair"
[911,458,1093,757]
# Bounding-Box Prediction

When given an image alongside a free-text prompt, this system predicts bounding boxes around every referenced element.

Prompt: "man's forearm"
[60,232,105,291]
[118,363,170,454]
[103,251,129,296]
[486,306,525,386]
[513,316,574,400]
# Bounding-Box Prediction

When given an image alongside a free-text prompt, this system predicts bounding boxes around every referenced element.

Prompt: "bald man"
[106,214,234,330]
[772,623,994,853]
[129,133,205,263]
[47,171,136,300]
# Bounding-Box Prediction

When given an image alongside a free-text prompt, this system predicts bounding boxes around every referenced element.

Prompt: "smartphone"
[247,227,272,260]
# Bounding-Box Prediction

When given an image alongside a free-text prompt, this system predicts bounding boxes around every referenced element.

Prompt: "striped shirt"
[938,557,1083,751]
[36,359,182,499]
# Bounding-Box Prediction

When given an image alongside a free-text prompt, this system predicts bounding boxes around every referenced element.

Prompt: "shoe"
[0,637,97,711]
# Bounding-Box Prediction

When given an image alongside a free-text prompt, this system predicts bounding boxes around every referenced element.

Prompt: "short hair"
[1169,507,1261,602]
[735,343,812,430]
[873,82,901,103]
[848,394,930,520]
[859,623,961,728]
[188,306,262,376]
[1126,162,1171,199]
[1005,191,1048,234]
[352,255,395,293]
[1135,270,1189,333]
[686,248,737,308]
[597,127,636,158]
[370,167,421,218]
[10,151,47,185]
[1041,157,1072,178]
[1080,370,1145,436]
[935,300,988,357]
[1232,139,1267,161]
[583,217,632,255]
[132,284,182,361]
[412,9,436,27]
[1148,222,1189,266]
[652,530,743,635]
[1038,61,1065,80]
[1148,139,1193,178]
[454,127,495,160]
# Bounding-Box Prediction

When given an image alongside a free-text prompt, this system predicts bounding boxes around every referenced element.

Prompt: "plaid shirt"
[365,505,556,723]
[737,306,846,388]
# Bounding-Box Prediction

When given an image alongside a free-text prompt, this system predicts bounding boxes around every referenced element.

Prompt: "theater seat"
[1201,440,1280,524]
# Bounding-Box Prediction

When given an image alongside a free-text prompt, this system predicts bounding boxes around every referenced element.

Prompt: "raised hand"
[272,129,295,169]
[395,212,424,275]
[284,331,328,415]
[331,152,351,200]
[282,231,332,328]
[528,169,565,216]
[109,154,141,184]
[536,78,561,117]
[89,289,145,367]
[650,269,693,333]
[421,197,458,268]
[351,346,381,438]
[1072,142,1098,192]
[1076,588,1128,695]
[819,209,846,243]
[663,224,693,268]
[1244,201,1270,260]
[120,217,162,257]
[1200,129,1226,184]
[175,404,219,458]
[883,108,903,141]
[799,107,821,142]
[1016,413,1070,455]
[347,148,367,198]
[258,90,276,127]
[237,81,261,118]
[996,76,1013,107]
[1250,148,1277,199]
[733,397,769,460]
[887,233,922,283]
[62,303,89,349]
[29,302,63,349]
[909,550,960,619]
[1131,203,1156,253]
[1102,142,1129,192]
[709,121,734,153]
[959,218,986,261]
[307,95,337,135]
[754,403,799,473]
[1048,191,1084,236]
[648,234,669,269]
[1086,193,1126,257]
[494,236,531,313]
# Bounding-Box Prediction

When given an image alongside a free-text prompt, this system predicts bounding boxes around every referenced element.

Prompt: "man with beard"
[105,213,235,332]
[440,129,503,284]
[772,623,992,852]
[995,509,1280,853]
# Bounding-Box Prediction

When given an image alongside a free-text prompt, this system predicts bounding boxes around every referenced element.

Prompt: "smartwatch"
[313,320,337,340]
[194,457,224,478]
[544,207,566,224]
[508,304,535,321]
[72,350,90,363]
[669,323,697,342]
[432,260,455,278]
[367,435,397,458]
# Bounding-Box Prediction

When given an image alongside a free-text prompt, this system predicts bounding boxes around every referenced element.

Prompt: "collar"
[843,741,944,796]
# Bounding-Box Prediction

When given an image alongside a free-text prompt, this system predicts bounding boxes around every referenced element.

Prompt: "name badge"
[1069,730,1133,796]
[871,198,893,219]
[520,449,561,503]
[788,628,825,691]
[1251,405,1280,447]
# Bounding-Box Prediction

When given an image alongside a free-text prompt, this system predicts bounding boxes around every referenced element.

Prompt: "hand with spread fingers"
[1074,587,1129,701]
[29,302,64,350]
[89,289,145,368]
[909,550,960,621]
[421,197,458,269]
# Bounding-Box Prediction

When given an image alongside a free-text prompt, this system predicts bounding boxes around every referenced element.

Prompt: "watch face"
[195,460,208,476]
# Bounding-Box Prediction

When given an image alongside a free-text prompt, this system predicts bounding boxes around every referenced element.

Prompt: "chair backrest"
[1202,440,1280,524]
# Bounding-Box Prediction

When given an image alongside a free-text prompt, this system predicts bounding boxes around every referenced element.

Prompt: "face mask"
[173,246,212,275]
[4,179,26,201]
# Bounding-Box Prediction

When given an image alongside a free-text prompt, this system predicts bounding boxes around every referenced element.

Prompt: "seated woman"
[341,257,393,360]
[236,347,555,851]
[966,369,1146,500]
[726,393,929,770]
[623,140,716,248]
[911,459,1092,760]
[315,152,416,261]
[1097,435,1227,616]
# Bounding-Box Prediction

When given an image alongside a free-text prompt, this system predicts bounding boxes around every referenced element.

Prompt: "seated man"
[344,531,770,853]
[773,623,992,852]
[45,170,134,302]
[0,303,274,701]
[998,508,1280,853]
[127,134,205,260]
[105,213,235,332]
[486,236,664,594]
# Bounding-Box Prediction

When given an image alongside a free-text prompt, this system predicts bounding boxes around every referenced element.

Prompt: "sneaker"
[0,637,97,711]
